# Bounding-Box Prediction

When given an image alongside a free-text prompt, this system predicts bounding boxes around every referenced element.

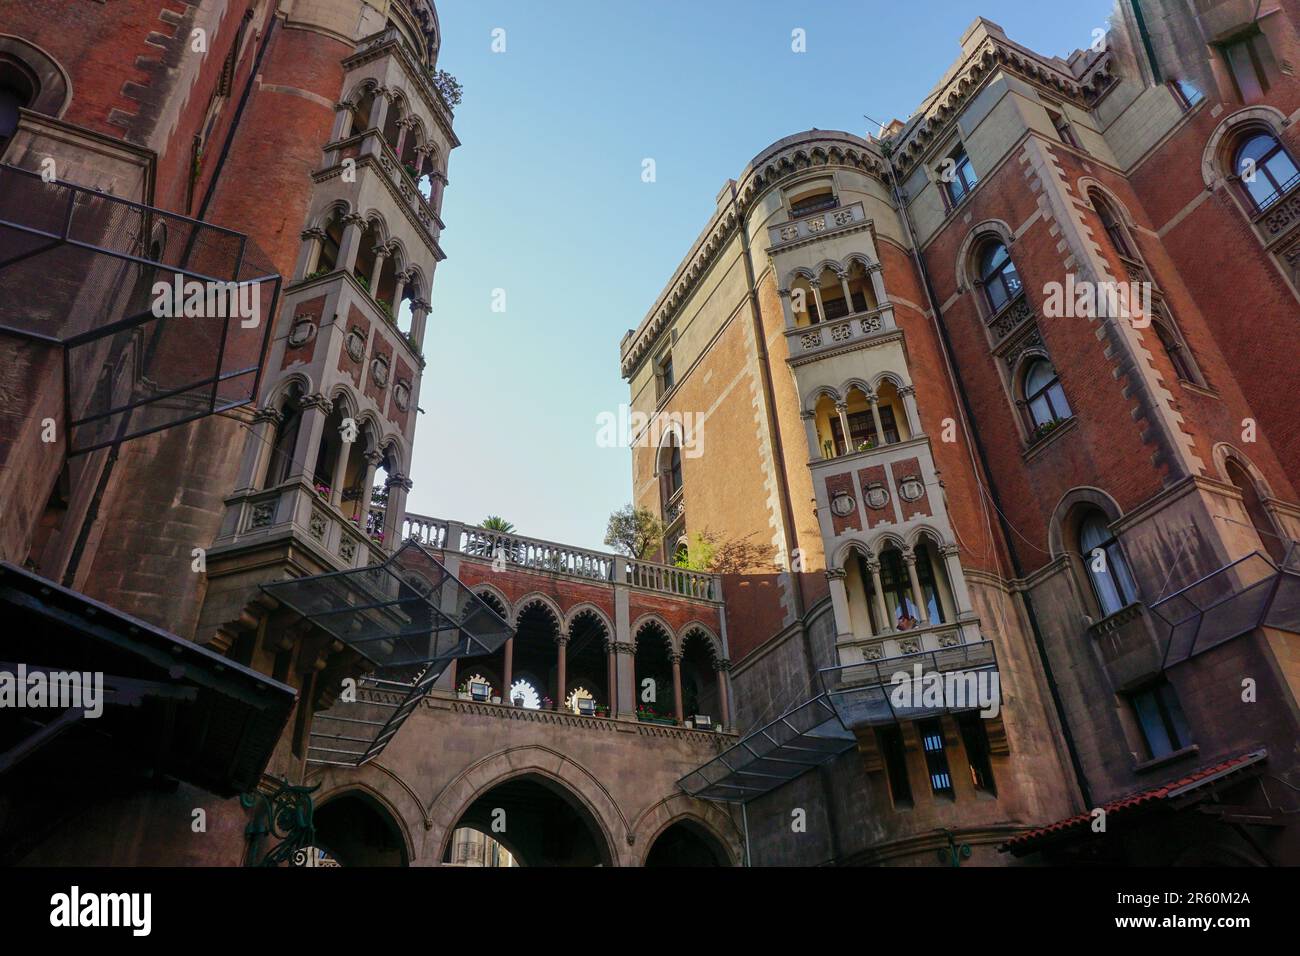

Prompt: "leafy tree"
[604,505,665,560]
[480,516,515,533]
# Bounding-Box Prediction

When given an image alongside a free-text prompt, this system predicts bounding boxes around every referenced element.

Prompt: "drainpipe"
[881,147,1093,811]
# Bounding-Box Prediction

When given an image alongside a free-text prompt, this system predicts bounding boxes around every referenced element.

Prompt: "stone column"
[409,297,430,351]
[613,558,636,719]
[941,543,972,615]
[330,100,356,141]
[502,637,514,703]
[368,244,389,299]
[328,424,351,509]
[825,568,853,639]
[366,89,390,153]
[869,393,887,445]
[605,641,617,715]
[898,385,921,438]
[670,652,684,723]
[903,548,929,625]
[835,401,852,455]
[382,473,412,550]
[555,635,569,711]
[288,394,332,481]
[359,450,383,523]
[715,659,731,728]
[777,287,795,330]
[867,557,891,634]
[837,270,853,311]
[299,227,326,279]
[235,406,281,494]
[394,116,412,166]
[801,411,823,460]
[337,214,369,274]
[810,284,826,324]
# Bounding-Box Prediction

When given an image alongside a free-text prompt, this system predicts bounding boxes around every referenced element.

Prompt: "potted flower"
[313,482,331,498]
[856,438,876,453]
[456,681,471,701]
[1031,418,1066,443]
[541,696,553,711]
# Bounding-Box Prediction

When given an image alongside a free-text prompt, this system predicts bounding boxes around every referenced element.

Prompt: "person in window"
[896,609,918,631]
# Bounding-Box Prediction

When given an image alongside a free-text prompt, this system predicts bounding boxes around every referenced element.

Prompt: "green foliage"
[604,504,665,559]
[481,515,515,533]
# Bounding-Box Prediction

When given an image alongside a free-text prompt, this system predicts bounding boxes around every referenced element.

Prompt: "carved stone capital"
[714,658,732,673]
[342,213,369,228]
[384,473,413,492]
[300,393,334,413]
[252,405,283,426]
[300,227,326,242]
[613,641,636,655]
[825,567,847,581]
[669,652,682,664]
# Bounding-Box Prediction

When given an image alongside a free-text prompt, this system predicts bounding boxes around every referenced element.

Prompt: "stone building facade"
[623,2,1300,864]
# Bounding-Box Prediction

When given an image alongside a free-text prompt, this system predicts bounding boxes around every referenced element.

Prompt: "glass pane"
[1029,395,1053,427]
[1048,381,1072,418]
[1025,360,1053,395]
[1264,150,1300,192]
[1134,690,1174,758]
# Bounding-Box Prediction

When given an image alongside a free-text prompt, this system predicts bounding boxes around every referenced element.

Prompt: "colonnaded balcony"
[390,513,734,732]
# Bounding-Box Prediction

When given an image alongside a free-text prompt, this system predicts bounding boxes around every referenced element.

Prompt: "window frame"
[1233,131,1300,212]
[1129,680,1193,760]
[919,718,955,797]
[977,241,1023,314]
[957,711,997,795]
[941,144,978,209]
[1078,510,1139,618]
[1022,358,1072,432]
[1045,104,1080,149]
[1219,29,1270,102]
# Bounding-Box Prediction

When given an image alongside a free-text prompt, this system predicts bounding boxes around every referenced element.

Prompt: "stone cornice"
[889,35,1114,176]
[620,131,885,380]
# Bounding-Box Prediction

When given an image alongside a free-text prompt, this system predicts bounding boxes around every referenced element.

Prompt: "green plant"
[481,516,515,533]
[604,504,666,560]
[429,68,463,108]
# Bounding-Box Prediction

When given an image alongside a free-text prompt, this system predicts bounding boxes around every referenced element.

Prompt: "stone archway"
[313,789,412,866]
[632,792,744,867]
[428,745,628,865]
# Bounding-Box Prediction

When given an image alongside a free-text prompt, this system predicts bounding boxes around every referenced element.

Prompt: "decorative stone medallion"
[345,327,366,362]
[864,484,890,510]
[830,493,855,517]
[393,379,411,412]
[899,476,925,502]
[288,316,316,348]
[339,538,356,562]
[309,510,327,540]
[370,355,391,389]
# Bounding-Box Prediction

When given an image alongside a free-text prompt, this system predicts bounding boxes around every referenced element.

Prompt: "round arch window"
[978,241,1022,312]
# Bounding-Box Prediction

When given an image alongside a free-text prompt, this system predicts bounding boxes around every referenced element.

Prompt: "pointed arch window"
[1091,191,1137,260]
[1224,458,1287,563]
[978,241,1022,313]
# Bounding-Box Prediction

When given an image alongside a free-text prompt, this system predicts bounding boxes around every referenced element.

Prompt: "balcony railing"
[788,302,894,359]
[1088,602,1163,689]
[402,513,721,601]
[768,200,870,249]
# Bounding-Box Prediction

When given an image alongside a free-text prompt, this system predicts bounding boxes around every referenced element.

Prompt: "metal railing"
[0,163,280,455]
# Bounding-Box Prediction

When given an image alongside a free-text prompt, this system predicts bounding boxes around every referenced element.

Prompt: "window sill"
[1133,744,1199,775]
[1021,416,1078,463]
[1176,378,1219,400]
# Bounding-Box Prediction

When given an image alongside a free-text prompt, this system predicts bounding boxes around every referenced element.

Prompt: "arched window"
[264,384,304,487]
[1091,191,1136,260]
[1078,510,1138,617]
[0,56,38,152]
[1153,319,1196,383]
[978,241,1022,313]
[1234,132,1300,211]
[1022,359,1072,430]
[1224,458,1286,563]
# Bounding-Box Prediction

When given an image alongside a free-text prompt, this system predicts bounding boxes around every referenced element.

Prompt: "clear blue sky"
[410,0,1117,551]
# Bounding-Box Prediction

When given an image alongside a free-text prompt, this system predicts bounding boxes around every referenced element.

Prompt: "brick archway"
[427,745,629,865]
